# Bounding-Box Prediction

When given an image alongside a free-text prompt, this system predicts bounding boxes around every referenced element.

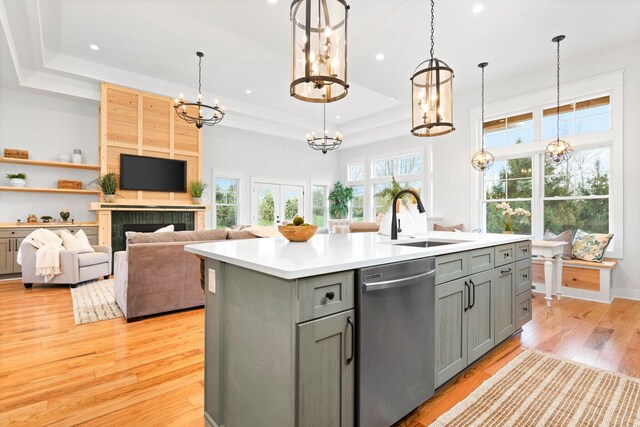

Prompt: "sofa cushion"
[61,229,95,254]
[572,229,614,262]
[127,229,228,245]
[77,251,110,267]
[227,230,258,240]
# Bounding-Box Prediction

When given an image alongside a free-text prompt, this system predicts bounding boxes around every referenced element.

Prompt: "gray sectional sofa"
[114,229,256,321]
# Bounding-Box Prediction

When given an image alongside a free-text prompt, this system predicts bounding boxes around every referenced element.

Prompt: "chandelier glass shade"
[471,62,494,171]
[290,0,349,103]
[174,52,225,129]
[307,104,342,154]
[545,35,573,163]
[411,0,454,137]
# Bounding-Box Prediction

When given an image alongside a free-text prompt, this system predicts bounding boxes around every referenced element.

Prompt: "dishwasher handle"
[362,269,435,292]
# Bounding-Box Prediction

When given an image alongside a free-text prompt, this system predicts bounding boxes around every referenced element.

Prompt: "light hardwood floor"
[1,280,639,427]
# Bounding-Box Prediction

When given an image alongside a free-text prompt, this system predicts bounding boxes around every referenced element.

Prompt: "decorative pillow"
[60,229,95,254]
[154,224,174,233]
[571,229,614,262]
[434,223,463,232]
[543,229,573,260]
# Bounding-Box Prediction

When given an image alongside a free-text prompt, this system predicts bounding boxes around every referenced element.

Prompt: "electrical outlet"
[208,268,216,294]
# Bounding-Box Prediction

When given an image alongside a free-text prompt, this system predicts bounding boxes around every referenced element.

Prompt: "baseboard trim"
[614,288,640,301]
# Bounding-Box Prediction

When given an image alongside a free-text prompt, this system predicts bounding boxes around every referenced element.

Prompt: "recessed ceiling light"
[90,44,99,51]
[245,89,252,94]
[336,115,341,119]
[267,0,277,3]
[375,53,385,61]
[472,4,484,14]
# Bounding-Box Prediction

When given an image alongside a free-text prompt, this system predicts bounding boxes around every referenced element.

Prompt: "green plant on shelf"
[93,173,118,195]
[6,173,27,180]
[189,180,208,198]
[40,216,53,223]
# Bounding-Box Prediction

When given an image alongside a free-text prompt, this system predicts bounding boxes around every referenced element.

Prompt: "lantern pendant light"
[290,0,349,103]
[174,52,225,129]
[471,62,494,171]
[410,0,455,137]
[545,35,573,163]
[307,103,343,154]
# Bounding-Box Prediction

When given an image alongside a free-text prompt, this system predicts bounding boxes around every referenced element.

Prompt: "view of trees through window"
[350,185,364,221]
[483,155,533,234]
[257,190,274,226]
[215,178,239,229]
[543,148,609,234]
[312,186,327,227]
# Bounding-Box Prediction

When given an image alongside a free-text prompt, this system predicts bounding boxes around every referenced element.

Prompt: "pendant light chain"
[556,38,561,141]
[323,103,326,132]
[481,65,485,149]
[429,0,435,59]
[198,54,203,96]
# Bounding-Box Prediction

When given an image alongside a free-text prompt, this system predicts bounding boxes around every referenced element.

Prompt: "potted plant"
[40,215,53,223]
[189,180,207,205]
[60,209,70,222]
[6,173,27,187]
[496,202,531,233]
[328,181,353,220]
[94,173,118,203]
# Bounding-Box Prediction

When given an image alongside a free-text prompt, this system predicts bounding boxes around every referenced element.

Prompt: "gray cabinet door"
[297,309,355,427]
[12,238,24,273]
[0,238,13,275]
[494,264,516,343]
[468,247,494,275]
[435,252,468,284]
[467,270,494,364]
[435,278,467,388]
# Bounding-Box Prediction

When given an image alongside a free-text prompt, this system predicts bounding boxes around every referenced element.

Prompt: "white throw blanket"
[17,229,63,282]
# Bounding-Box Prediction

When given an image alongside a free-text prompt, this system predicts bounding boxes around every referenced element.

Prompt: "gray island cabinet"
[185,232,532,427]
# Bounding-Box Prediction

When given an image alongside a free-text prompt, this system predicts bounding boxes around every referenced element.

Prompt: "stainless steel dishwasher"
[356,257,436,427]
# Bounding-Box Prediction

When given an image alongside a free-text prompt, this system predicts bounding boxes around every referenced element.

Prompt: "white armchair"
[20,241,112,289]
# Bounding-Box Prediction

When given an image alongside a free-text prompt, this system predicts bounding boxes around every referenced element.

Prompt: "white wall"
[0,86,99,223]
[202,126,339,227]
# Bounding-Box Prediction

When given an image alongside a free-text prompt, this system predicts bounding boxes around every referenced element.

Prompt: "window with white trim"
[475,88,620,256]
[311,184,329,227]
[371,153,423,217]
[350,185,364,222]
[214,177,240,229]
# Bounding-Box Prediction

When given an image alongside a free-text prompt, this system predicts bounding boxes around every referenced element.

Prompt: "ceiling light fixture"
[290,0,350,103]
[471,62,494,171]
[245,89,252,94]
[375,53,385,61]
[90,44,99,51]
[174,52,225,129]
[410,0,455,137]
[307,104,343,154]
[472,4,484,14]
[545,35,573,164]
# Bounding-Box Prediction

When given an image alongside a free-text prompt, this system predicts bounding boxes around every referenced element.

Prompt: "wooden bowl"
[278,225,319,242]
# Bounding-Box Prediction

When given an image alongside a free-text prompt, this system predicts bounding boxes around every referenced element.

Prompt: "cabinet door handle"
[523,273,528,279]
[469,279,476,309]
[524,306,529,312]
[500,268,512,275]
[15,239,19,251]
[464,281,470,312]
[345,316,355,365]
[504,253,509,259]
[8,239,11,252]
[325,291,335,301]
[523,248,529,254]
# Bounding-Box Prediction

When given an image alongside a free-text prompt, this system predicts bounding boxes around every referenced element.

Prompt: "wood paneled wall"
[99,83,202,204]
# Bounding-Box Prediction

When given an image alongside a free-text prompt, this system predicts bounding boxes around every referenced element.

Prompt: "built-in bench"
[532,257,618,303]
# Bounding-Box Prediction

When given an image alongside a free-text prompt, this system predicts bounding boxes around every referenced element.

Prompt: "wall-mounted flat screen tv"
[119,154,187,192]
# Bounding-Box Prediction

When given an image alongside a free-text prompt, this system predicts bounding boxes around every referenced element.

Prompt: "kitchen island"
[185,231,532,427]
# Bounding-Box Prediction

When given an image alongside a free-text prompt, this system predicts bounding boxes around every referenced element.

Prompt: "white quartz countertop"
[184,231,531,280]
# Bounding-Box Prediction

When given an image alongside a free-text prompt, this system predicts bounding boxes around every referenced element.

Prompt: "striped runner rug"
[70,279,123,325]
[431,350,640,427]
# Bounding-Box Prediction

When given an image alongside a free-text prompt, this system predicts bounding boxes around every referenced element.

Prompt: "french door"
[252,183,304,226]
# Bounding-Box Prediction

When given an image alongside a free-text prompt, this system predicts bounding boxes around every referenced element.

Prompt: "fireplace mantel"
[89,202,208,246]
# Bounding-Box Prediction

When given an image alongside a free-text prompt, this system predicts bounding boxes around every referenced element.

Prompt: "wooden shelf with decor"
[0,186,100,195]
[0,157,100,171]
[0,222,98,229]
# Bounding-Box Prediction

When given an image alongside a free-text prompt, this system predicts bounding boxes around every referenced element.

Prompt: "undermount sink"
[394,240,469,248]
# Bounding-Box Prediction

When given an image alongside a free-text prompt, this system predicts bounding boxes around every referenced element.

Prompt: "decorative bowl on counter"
[278,224,319,242]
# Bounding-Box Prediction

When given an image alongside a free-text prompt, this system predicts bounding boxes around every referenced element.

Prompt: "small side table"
[531,240,568,308]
